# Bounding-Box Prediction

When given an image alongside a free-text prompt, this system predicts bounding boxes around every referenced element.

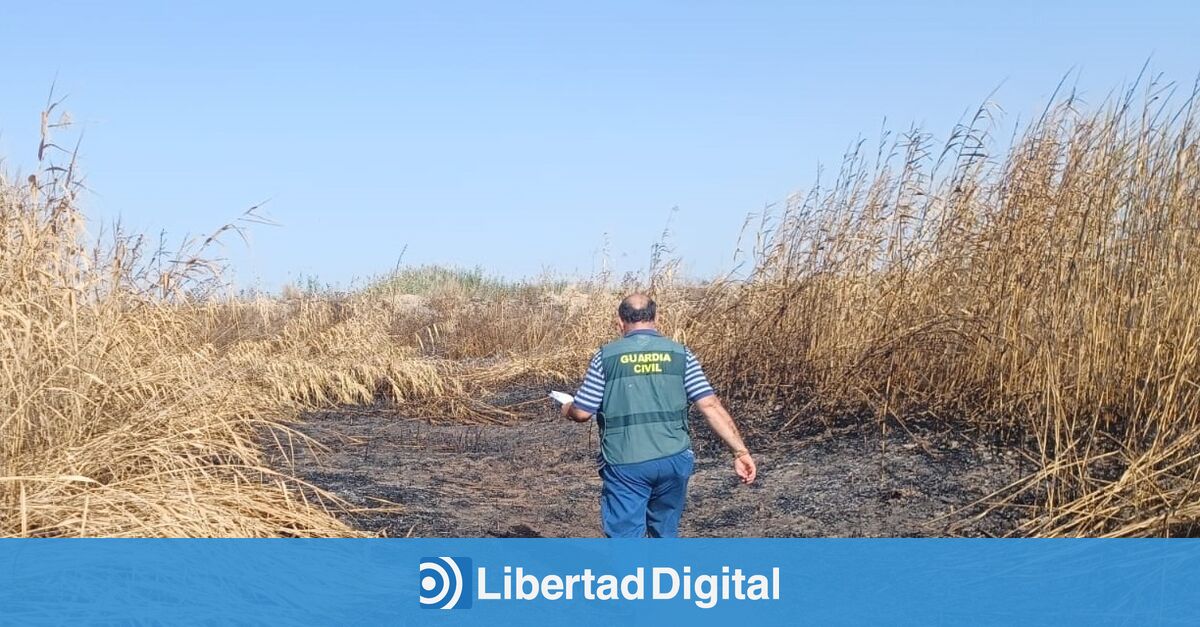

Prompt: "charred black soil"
[276,386,1031,537]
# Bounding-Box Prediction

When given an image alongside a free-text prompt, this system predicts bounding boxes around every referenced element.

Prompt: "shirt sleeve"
[573,350,605,414]
[684,349,716,403]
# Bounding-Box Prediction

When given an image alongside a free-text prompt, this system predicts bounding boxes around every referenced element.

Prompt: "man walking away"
[560,293,757,538]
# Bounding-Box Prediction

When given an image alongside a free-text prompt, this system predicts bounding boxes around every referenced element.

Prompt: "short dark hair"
[618,295,656,323]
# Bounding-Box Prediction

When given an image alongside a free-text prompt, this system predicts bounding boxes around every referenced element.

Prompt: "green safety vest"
[597,332,691,464]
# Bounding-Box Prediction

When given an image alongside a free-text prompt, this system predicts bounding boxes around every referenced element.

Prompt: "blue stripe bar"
[3,539,1198,624]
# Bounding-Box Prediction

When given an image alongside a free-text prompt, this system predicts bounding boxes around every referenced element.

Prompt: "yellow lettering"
[620,352,673,364]
[620,353,674,369]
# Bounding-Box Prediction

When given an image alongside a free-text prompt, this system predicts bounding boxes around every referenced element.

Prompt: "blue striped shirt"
[573,331,715,414]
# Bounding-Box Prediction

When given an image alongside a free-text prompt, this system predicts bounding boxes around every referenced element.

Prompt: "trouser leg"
[645,450,694,538]
[599,461,654,538]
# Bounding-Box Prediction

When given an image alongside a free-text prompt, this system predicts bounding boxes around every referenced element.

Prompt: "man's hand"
[556,400,593,422]
[733,452,757,484]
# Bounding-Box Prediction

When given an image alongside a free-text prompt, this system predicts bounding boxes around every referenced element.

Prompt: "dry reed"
[5,73,1198,537]
[675,75,1200,536]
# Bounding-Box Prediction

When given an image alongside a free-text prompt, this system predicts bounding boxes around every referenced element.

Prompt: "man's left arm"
[686,349,757,484]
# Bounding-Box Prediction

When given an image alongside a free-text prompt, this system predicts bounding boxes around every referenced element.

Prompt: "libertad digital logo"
[418,557,473,610]
[417,557,781,610]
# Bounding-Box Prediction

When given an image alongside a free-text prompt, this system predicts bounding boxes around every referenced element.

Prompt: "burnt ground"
[275,386,1033,537]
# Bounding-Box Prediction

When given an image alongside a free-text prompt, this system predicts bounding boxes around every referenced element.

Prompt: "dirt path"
[279,389,1030,537]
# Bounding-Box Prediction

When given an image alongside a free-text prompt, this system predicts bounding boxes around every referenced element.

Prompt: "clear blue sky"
[2,1,1197,289]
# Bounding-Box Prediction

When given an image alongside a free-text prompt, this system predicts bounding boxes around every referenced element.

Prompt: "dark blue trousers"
[599,449,694,538]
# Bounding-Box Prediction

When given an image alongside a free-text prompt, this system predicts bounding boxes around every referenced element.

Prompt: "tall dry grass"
[0,106,358,536]
[5,74,1198,537]
[675,76,1200,536]
[0,104,533,536]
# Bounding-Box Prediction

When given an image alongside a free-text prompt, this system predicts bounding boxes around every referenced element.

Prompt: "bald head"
[618,293,657,324]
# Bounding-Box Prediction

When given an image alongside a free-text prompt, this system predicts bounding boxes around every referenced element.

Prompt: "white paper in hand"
[548,391,574,405]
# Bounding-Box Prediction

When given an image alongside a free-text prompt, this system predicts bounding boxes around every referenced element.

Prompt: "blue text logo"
[418,556,473,610]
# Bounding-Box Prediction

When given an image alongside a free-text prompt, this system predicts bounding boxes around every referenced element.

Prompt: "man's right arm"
[562,350,604,422]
